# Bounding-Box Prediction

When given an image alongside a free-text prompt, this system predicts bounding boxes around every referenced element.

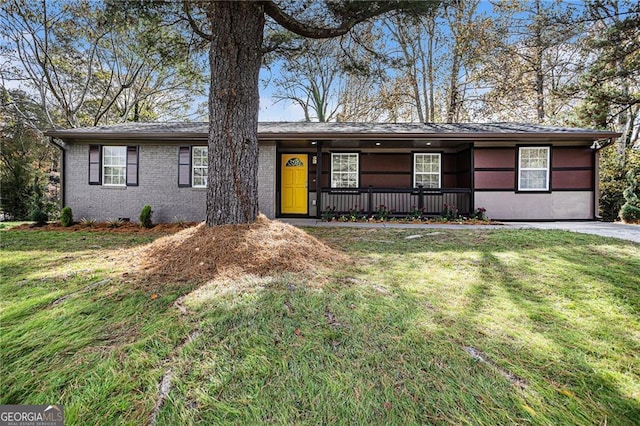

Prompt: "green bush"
[618,169,640,223]
[599,148,640,221]
[139,205,153,228]
[30,207,48,226]
[619,204,640,223]
[60,207,73,227]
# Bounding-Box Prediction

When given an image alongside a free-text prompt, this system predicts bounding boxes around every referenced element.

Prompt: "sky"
[1,0,601,125]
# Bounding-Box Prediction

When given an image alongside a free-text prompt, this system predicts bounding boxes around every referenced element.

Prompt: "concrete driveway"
[280,219,640,244]
[505,221,640,243]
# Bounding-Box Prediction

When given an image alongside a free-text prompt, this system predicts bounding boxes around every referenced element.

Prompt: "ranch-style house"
[45,122,620,222]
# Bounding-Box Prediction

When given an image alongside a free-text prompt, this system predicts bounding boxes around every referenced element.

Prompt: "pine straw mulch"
[11,221,199,233]
[121,215,349,283]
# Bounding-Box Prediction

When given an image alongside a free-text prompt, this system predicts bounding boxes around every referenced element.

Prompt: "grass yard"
[1,225,639,425]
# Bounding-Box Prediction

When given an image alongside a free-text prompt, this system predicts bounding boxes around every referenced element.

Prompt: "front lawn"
[1,226,638,424]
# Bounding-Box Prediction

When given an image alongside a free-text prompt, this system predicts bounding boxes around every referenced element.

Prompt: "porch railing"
[318,186,472,217]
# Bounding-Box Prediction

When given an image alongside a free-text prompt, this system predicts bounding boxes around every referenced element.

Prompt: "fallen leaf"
[150,293,159,300]
[383,402,392,410]
[522,404,536,416]
[294,328,302,336]
[558,388,575,397]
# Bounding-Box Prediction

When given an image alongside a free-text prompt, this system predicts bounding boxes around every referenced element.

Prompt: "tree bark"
[206,2,264,225]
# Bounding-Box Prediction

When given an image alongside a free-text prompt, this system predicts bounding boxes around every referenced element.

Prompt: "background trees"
[0,0,207,219]
[0,88,57,219]
[1,0,638,222]
[1,0,207,129]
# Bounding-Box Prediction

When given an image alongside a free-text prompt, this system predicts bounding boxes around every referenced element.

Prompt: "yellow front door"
[281,154,308,214]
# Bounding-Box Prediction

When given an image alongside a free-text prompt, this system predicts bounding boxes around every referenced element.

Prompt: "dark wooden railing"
[318,186,472,217]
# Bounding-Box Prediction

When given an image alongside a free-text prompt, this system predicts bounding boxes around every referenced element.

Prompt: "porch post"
[316,141,323,219]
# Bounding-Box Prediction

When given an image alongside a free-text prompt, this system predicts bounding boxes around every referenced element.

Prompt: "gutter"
[48,137,66,208]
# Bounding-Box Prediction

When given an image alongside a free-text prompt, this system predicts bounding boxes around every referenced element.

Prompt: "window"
[518,146,550,191]
[178,146,208,188]
[89,145,138,186]
[413,153,441,188]
[331,153,359,188]
[102,146,127,186]
[192,146,208,188]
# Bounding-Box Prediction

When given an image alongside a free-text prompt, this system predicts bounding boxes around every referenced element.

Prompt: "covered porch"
[274,136,474,219]
[319,187,472,218]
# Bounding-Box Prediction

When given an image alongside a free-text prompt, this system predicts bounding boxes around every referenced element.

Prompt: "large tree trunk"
[206,2,264,225]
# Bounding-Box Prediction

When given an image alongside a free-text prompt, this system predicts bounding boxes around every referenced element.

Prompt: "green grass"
[1,227,639,425]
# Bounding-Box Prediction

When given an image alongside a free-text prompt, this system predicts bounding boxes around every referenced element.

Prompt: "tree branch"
[182,1,212,41]
[262,1,400,39]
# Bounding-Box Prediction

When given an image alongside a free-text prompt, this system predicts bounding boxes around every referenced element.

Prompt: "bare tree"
[0,0,206,128]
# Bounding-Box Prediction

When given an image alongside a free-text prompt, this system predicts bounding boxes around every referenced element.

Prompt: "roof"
[45,121,620,142]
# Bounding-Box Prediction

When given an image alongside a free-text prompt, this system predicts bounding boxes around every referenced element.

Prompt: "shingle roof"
[45,121,620,141]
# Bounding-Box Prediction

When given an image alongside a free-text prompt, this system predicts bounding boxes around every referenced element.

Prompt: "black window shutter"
[178,146,191,187]
[88,145,101,185]
[126,146,139,186]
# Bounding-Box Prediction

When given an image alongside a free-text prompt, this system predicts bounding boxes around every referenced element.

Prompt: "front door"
[281,154,308,215]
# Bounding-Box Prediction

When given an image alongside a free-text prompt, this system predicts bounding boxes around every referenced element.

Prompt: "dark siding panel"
[552,147,593,168]
[456,149,472,187]
[360,153,411,172]
[474,171,516,190]
[88,145,101,185]
[552,170,594,189]
[443,154,457,173]
[178,146,191,187]
[474,148,516,168]
[126,146,138,186]
[443,174,458,188]
[362,174,412,187]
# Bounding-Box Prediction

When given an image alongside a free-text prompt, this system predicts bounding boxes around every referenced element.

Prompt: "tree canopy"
[1,0,638,224]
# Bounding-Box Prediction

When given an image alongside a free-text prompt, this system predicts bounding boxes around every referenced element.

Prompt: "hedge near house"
[599,148,640,221]
[619,170,640,223]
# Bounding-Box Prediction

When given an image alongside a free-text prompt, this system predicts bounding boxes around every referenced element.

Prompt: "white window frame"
[413,153,441,189]
[518,146,550,191]
[192,146,208,188]
[331,153,359,188]
[102,146,127,186]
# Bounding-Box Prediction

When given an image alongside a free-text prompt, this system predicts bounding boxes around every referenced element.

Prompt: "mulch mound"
[125,215,348,282]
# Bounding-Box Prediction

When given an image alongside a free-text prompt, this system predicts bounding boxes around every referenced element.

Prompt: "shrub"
[173,216,187,228]
[619,204,640,223]
[599,147,640,221]
[60,207,73,227]
[408,205,425,221]
[441,204,460,221]
[321,206,337,222]
[30,206,48,226]
[80,217,96,227]
[348,206,367,222]
[374,204,390,221]
[472,207,488,221]
[139,205,153,228]
[106,218,124,228]
[619,169,640,223]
